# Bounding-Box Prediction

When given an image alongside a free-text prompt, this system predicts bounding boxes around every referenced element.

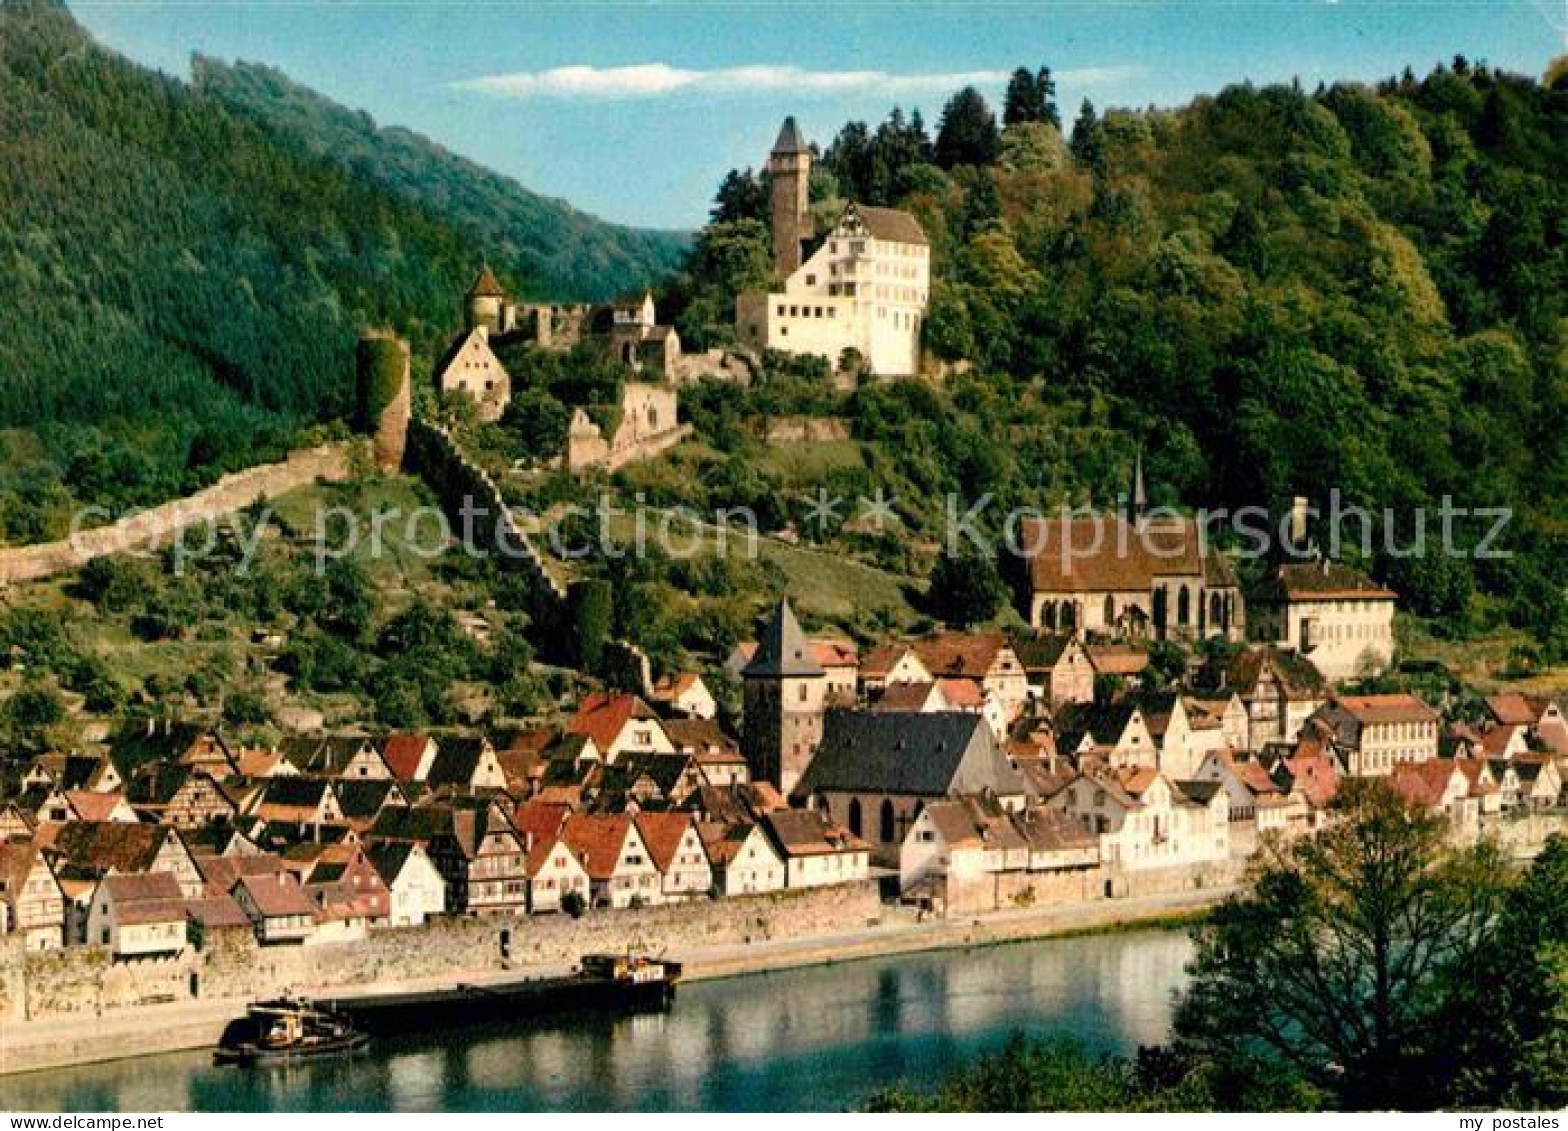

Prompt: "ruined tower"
[742,597,826,795]
[767,117,812,278]
[464,263,506,334]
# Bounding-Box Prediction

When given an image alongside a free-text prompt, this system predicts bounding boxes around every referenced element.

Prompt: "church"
[1018,462,1246,644]
[735,118,931,378]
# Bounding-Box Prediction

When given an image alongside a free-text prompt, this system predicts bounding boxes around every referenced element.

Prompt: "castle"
[736,117,931,378]
[433,267,689,471]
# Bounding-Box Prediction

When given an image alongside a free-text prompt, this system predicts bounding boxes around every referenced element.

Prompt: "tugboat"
[213,999,369,1066]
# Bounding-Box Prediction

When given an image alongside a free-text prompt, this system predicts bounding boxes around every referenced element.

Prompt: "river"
[3,930,1193,1112]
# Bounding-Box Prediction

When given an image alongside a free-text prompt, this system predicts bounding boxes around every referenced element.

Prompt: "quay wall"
[1,882,883,1031]
[0,444,354,585]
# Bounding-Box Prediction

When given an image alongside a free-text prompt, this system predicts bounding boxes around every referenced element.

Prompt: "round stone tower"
[465,263,507,334]
[355,330,411,470]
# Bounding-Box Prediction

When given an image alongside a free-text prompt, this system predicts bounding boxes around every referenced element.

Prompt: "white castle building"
[736,118,930,378]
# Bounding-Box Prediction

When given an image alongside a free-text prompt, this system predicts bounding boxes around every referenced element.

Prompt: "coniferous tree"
[934,86,1002,168]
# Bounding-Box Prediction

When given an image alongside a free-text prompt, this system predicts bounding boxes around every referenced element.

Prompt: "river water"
[3,930,1193,1112]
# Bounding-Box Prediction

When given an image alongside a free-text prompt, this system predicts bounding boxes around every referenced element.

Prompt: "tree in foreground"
[1173,779,1511,1110]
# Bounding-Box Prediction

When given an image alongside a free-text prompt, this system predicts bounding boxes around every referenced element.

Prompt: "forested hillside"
[190,56,687,302]
[672,60,1568,659]
[0,0,682,541]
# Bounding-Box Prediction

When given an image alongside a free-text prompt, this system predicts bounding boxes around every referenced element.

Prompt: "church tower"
[465,263,506,334]
[742,597,826,794]
[767,117,812,278]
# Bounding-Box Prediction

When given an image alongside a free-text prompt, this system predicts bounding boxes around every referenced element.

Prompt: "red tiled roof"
[380,734,433,782]
[635,812,699,873]
[1335,694,1439,725]
[1282,753,1339,809]
[1389,760,1462,809]
[567,692,659,752]
[937,678,985,709]
[560,813,634,880]
[911,633,1010,680]
[65,791,126,822]
[234,872,315,917]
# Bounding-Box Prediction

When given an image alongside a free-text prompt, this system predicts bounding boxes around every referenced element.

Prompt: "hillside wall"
[0,443,354,585]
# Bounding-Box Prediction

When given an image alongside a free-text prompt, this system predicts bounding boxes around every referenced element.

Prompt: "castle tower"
[465,263,506,334]
[742,597,826,794]
[767,117,812,278]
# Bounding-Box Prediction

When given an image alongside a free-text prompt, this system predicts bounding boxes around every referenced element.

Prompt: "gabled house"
[1512,756,1564,809]
[1216,646,1327,750]
[1250,558,1398,682]
[0,839,66,950]
[230,872,316,945]
[1195,750,1292,833]
[649,672,719,720]
[435,803,527,915]
[1389,759,1475,829]
[1485,693,1568,756]
[299,847,391,941]
[567,692,674,763]
[1007,632,1096,707]
[251,777,345,828]
[796,711,1029,865]
[85,872,188,958]
[664,719,751,788]
[697,821,786,896]
[126,764,236,829]
[108,722,238,782]
[365,841,446,927]
[758,808,871,889]
[1053,701,1159,771]
[40,821,203,900]
[334,779,409,832]
[1044,768,1227,872]
[277,736,392,781]
[561,813,662,909]
[636,812,713,900]
[424,737,508,793]
[857,644,932,693]
[512,801,589,913]
[378,733,439,783]
[910,633,1031,723]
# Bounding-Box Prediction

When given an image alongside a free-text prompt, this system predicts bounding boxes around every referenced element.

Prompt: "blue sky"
[73,1,1564,230]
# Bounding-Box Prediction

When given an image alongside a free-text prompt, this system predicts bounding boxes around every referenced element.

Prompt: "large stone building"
[736,118,930,378]
[1019,490,1245,644]
[1250,559,1397,682]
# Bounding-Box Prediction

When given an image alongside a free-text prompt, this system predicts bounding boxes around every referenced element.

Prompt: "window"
[847,798,862,837]
[879,799,895,843]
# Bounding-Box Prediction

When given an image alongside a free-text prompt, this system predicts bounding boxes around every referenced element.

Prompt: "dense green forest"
[0,0,683,541]
[672,58,1568,660]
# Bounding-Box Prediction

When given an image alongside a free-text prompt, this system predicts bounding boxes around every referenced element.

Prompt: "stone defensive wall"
[0,443,354,585]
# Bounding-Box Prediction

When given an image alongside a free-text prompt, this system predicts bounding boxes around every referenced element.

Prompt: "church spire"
[1129,451,1148,526]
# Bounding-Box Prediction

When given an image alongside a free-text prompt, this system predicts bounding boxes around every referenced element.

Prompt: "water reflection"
[4,930,1192,1112]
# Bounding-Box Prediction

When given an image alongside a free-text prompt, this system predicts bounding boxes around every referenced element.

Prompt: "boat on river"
[315,952,683,1037]
[213,999,369,1066]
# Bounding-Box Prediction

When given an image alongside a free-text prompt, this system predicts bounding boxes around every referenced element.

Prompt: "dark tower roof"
[1130,452,1148,521]
[467,263,505,299]
[771,116,807,156]
[743,598,823,678]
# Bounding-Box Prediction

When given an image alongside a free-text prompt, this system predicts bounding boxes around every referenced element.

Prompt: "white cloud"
[451,63,1145,101]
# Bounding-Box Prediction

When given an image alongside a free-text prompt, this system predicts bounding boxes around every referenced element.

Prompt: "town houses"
[1,574,1563,962]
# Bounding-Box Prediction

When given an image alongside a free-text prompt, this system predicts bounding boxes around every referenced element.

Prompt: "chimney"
[1290,496,1309,547]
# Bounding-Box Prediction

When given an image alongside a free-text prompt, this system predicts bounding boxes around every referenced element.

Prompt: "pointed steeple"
[771,116,807,156]
[743,597,823,678]
[1130,452,1148,525]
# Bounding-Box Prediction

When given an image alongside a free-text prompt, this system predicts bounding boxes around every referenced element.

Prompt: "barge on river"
[312,953,682,1038]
